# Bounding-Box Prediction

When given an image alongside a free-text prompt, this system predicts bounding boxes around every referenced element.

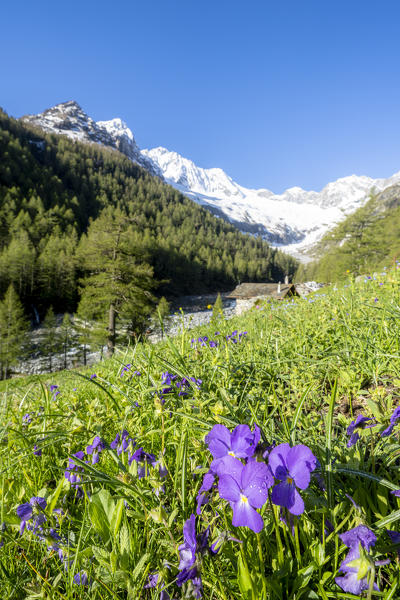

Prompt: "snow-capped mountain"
[21,101,161,177]
[143,147,400,255]
[20,101,400,258]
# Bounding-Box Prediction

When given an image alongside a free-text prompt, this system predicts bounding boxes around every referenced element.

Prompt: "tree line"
[296,188,400,282]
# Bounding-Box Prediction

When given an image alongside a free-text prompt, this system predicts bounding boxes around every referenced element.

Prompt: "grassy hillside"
[2,266,400,598]
[297,185,400,282]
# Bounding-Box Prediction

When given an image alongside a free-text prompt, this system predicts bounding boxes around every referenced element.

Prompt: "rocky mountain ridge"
[21,101,161,177]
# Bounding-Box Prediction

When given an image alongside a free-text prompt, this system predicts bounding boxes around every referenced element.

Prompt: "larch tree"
[0,284,29,379]
[77,207,155,357]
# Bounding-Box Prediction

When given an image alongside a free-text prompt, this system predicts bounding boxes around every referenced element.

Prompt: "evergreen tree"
[0,284,29,379]
[40,306,61,372]
[77,208,155,356]
[59,313,75,370]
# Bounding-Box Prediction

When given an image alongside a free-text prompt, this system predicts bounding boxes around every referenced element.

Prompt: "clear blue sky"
[2,0,400,193]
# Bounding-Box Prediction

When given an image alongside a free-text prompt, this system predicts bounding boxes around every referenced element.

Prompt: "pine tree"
[0,284,29,379]
[59,313,75,370]
[77,207,155,356]
[40,306,61,372]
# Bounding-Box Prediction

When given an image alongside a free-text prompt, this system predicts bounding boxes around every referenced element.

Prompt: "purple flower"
[177,515,209,598]
[391,489,400,497]
[217,456,273,533]
[205,423,261,468]
[73,571,89,585]
[90,373,97,380]
[16,497,47,535]
[382,406,400,437]
[269,443,317,515]
[120,363,132,377]
[161,371,176,386]
[22,412,33,425]
[178,514,197,570]
[339,525,377,551]
[86,436,106,464]
[144,572,160,588]
[110,430,134,455]
[189,377,202,389]
[65,451,86,488]
[346,414,375,447]
[196,470,216,515]
[335,526,380,595]
[129,447,157,478]
[33,444,42,456]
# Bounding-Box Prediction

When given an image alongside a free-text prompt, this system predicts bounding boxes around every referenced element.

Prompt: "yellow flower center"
[287,477,294,484]
[228,451,236,457]
[240,494,249,504]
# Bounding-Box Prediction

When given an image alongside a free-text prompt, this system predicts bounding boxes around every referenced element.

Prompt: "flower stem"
[257,533,267,599]
[269,496,284,568]
[293,516,301,563]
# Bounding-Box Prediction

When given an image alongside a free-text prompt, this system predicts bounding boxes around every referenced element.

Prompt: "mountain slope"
[0,108,297,318]
[144,147,400,253]
[296,185,400,281]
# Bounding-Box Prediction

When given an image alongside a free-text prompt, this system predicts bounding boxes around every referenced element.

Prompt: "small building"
[227,282,300,315]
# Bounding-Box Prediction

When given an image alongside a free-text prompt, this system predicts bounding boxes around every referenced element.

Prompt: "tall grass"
[1,268,400,598]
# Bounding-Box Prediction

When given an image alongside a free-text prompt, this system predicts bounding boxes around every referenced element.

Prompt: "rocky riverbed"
[14,294,236,376]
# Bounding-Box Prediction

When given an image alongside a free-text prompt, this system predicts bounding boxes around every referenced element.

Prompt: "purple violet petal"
[232,500,264,533]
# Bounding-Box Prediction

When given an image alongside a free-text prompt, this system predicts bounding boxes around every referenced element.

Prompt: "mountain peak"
[20,102,162,178]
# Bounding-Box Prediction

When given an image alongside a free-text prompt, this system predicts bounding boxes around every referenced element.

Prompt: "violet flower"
[129,447,157,478]
[16,497,47,535]
[269,443,317,515]
[217,456,273,533]
[205,423,261,468]
[381,406,400,437]
[346,414,375,447]
[65,451,86,488]
[85,436,106,464]
[196,470,216,515]
[73,571,89,585]
[335,525,381,594]
[120,363,132,377]
[110,430,135,455]
[177,514,209,598]
[33,444,42,456]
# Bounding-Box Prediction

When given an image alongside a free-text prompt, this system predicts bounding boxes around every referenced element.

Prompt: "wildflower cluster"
[158,371,202,398]
[16,498,67,565]
[201,424,317,532]
[191,330,248,349]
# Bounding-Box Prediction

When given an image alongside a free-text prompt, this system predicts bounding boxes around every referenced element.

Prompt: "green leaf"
[365,397,384,420]
[110,498,124,537]
[333,466,399,491]
[238,554,254,600]
[375,508,400,528]
[47,476,67,514]
[130,553,150,584]
[88,493,111,544]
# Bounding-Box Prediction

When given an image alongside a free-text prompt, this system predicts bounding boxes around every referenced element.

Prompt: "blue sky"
[2,0,400,193]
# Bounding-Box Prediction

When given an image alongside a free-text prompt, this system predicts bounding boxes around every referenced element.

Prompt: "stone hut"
[227,282,300,315]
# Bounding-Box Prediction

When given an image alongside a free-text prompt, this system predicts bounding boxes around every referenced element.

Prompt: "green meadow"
[2,267,400,599]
